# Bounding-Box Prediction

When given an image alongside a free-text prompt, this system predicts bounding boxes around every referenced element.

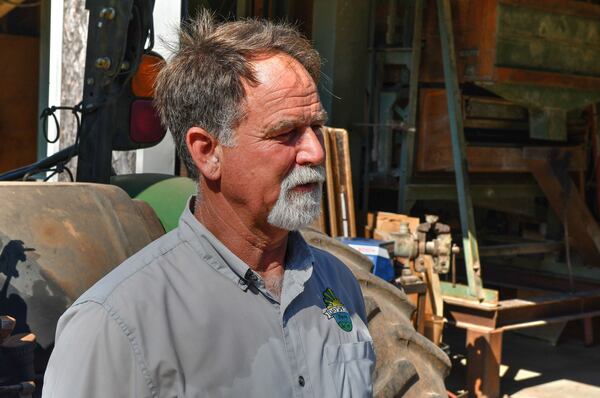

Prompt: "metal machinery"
[362,0,600,396]
[370,212,459,346]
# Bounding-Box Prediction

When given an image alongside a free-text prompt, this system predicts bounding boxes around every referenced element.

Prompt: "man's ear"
[186,127,222,181]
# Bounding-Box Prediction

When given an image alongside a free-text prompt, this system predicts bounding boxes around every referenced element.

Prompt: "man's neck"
[194,193,289,277]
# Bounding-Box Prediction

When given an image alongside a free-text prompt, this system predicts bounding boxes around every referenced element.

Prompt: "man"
[43,12,374,398]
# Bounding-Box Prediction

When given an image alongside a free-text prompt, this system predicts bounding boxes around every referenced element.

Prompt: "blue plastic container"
[338,237,395,282]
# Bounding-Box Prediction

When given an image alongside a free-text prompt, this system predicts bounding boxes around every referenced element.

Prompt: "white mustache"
[281,165,326,191]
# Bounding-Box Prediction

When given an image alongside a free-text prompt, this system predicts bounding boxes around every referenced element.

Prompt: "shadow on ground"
[445,323,600,397]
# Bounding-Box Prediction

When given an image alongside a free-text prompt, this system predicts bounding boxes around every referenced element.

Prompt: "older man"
[43,13,374,398]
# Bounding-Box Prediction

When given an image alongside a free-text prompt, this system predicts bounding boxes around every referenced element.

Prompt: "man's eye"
[274,130,294,140]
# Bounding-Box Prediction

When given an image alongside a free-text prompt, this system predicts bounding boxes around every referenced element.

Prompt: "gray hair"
[154,11,321,180]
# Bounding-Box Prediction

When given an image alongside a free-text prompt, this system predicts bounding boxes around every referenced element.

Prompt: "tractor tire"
[301,229,451,398]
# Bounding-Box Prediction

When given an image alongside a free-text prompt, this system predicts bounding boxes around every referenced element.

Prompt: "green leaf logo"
[322,288,353,332]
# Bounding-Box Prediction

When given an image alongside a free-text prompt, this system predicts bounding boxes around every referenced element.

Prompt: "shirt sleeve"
[42,301,153,398]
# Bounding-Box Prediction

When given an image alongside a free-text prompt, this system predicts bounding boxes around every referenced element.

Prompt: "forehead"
[241,54,324,127]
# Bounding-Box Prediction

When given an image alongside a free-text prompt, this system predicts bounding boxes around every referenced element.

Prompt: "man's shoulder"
[306,241,367,321]
[309,244,361,291]
[308,244,358,284]
[74,227,191,307]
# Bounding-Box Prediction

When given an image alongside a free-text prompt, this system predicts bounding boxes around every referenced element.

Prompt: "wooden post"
[466,329,503,398]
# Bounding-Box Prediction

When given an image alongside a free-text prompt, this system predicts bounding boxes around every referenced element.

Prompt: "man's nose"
[296,126,325,166]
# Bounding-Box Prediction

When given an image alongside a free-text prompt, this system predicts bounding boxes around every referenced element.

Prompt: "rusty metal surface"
[421,0,600,88]
[445,284,600,397]
[445,289,600,331]
[416,88,588,172]
[466,329,503,398]
[0,182,162,349]
[420,0,600,142]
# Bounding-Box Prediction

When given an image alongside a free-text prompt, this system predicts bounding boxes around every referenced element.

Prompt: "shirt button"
[298,375,305,387]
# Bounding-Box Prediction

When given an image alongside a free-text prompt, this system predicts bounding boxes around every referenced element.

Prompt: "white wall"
[135,0,181,175]
[46,0,64,160]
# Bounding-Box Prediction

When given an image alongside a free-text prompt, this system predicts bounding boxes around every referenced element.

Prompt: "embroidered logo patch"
[322,288,353,332]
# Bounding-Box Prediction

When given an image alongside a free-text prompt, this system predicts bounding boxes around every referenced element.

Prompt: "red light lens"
[129,99,166,144]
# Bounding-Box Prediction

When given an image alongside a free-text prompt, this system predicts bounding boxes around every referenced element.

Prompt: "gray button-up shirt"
[43,202,374,397]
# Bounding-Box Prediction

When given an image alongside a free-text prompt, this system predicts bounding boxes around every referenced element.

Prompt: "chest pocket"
[325,341,375,398]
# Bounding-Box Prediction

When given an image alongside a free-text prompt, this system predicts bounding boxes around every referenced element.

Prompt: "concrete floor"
[445,325,600,397]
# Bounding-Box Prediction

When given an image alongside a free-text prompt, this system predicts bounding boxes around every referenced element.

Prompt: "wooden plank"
[326,127,356,237]
[424,256,444,317]
[374,211,420,237]
[332,128,357,237]
[406,183,543,200]
[478,241,563,257]
[496,3,600,77]
[499,0,600,20]
[364,212,375,238]
[463,119,528,130]
[322,127,338,237]
[525,149,600,265]
[494,67,600,91]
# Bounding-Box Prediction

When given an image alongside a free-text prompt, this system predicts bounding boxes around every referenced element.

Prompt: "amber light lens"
[130,99,166,144]
[132,53,164,98]
[128,52,166,145]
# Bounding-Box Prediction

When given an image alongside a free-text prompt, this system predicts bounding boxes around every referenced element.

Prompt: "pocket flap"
[325,341,375,365]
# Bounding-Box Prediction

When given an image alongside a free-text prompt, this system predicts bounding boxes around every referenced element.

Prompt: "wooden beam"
[525,149,600,265]
[478,241,563,257]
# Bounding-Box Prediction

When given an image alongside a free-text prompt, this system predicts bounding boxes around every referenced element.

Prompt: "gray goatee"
[267,165,325,231]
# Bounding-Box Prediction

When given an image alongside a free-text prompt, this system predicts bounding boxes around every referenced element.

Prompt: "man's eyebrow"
[315,110,328,125]
[266,110,329,135]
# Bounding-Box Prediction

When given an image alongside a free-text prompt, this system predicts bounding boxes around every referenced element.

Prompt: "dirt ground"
[444,323,600,397]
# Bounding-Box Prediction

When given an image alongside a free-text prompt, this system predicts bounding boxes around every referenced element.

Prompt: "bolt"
[95,57,111,70]
[99,7,116,20]
[120,61,131,71]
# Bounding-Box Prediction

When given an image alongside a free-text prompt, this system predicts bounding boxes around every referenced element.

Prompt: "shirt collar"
[178,197,253,291]
[281,231,315,311]
[177,197,315,304]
